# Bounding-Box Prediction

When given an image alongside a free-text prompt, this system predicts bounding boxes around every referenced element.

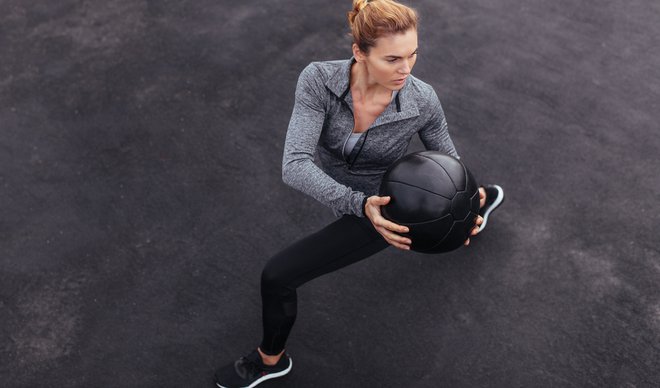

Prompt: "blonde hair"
[347,0,418,53]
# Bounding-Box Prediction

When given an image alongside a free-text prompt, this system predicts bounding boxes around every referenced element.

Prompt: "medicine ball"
[378,151,480,253]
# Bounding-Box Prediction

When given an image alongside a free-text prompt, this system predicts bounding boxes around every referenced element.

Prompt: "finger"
[376,218,409,234]
[375,196,391,205]
[464,238,470,246]
[388,239,411,250]
[471,226,480,236]
[376,224,411,244]
[385,237,411,250]
[377,226,412,245]
[475,215,484,225]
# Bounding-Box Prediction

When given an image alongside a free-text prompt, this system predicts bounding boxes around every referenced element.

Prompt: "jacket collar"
[325,57,419,122]
[325,57,355,98]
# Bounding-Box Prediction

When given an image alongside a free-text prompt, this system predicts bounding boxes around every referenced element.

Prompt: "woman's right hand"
[364,195,412,250]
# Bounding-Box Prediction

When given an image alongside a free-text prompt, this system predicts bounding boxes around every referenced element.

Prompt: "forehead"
[371,29,418,55]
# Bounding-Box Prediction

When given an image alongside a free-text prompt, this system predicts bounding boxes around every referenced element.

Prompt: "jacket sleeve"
[418,88,460,159]
[281,64,367,217]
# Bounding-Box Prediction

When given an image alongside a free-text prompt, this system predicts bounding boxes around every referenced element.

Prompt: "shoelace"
[236,353,265,379]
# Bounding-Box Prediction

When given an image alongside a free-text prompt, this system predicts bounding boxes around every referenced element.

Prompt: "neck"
[350,61,391,101]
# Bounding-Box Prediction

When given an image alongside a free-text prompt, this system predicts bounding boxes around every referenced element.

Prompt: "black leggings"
[259,215,389,355]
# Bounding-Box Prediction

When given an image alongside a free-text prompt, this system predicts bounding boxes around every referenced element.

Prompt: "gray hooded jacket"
[282,58,459,217]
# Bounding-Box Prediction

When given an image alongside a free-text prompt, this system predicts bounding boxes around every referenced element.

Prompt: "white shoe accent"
[216,357,292,388]
[479,184,504,231]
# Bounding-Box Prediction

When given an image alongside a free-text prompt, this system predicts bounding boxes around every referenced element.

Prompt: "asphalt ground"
[1,1,659,387]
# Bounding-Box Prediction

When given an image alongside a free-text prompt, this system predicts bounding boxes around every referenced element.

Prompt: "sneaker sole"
[215,358,293,388]
[480,184,504,231]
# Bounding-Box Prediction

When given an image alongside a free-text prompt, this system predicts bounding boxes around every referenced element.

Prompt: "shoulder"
[404,75,446,120]
[298,59,346,84]
[295,59,349,103]
[405,75,441,103]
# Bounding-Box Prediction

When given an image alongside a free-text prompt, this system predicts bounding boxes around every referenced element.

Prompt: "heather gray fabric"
[342,132,362,158]
[282,58,459,217]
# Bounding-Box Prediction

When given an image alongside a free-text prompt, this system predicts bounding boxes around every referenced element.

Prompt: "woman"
[215,1,504,386]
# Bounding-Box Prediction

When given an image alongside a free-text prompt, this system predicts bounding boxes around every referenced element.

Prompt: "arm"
[418,88,460,159]
[282,64,367,216]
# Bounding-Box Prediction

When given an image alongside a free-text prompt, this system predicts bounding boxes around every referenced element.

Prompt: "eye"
[387,58,398,63]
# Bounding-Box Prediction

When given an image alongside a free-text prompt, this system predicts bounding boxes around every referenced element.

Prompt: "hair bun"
[347,0,418,53]
[348,0,369,25]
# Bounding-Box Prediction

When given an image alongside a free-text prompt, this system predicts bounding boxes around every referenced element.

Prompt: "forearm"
[282,158,366,216]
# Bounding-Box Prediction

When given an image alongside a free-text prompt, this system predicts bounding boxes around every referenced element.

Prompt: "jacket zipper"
[339,86,402,171]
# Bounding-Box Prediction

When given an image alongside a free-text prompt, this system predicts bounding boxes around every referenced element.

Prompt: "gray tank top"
[342,132,362,158]
[342,91,399,158]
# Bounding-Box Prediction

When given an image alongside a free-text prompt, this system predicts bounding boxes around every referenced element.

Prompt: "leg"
[259,214,389,357]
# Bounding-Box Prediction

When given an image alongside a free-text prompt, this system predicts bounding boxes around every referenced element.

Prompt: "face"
[354,28,418,90]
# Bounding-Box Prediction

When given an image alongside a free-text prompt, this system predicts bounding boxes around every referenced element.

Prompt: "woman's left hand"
[464,187,487,246]
[464,215,483,246]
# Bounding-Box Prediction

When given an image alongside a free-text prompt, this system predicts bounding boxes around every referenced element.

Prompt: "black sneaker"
[478,184,504,231]
[214,349,292,388]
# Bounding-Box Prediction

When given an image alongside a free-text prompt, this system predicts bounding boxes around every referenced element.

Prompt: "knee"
[260,263,288,293]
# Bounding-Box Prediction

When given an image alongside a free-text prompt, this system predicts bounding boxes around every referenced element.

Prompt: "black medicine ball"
[378,151,480,253]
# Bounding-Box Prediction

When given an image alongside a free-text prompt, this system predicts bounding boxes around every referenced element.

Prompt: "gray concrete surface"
[1,0,659,387]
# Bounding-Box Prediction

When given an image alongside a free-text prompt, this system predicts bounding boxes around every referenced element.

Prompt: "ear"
[352,43,367,62]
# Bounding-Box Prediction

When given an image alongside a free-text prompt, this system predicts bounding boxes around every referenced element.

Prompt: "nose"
[399,59,412,75]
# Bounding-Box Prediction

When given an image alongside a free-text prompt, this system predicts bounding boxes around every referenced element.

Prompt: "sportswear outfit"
[282,58,459,218]
[215,58,502,387]
[265,57,458,352]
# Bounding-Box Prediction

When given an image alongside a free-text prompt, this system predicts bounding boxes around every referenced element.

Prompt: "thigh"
[263,215,389,289]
